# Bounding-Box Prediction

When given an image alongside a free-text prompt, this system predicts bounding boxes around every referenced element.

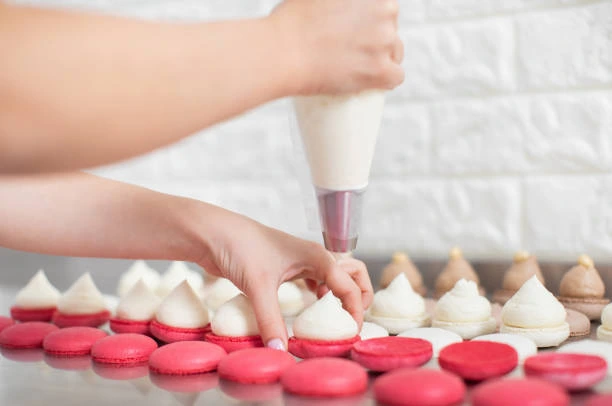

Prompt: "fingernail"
[267,338,286,351]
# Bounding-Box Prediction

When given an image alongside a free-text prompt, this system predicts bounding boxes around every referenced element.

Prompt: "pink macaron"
[351,337,432,372]
[91,333,157,365]
[288,335,360,359]
[218,347,296,384]
[149,341,227,375]
[43,327,108,356]
[523,353,607,391]
[0,322,59,349]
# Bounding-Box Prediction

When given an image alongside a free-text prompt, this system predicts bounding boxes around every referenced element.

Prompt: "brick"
[371,104,430,176]
[524,175,612,261]
[517,2,612,89]
[392,19,514,101]
[523,92,612,171]
[432,98,528,174]
[359,178,521,259]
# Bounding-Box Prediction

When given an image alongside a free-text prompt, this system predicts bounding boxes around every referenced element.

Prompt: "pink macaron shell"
[351,337,433,372]
[0,322,59,349]
[91,333,158,365]
[439,341,518,381]
[10,306,56,322]
[586,394,612,406]
[374,368,466,406]
[109,318,151,335]
[523,353,607,391]
[43,327,108,356]
[149,341,227,375]
[288,335,360,359]
[218,347,296,384]
[52,310,110,328]
[471,378,570,406]
[205,333,264,353]
[150,319,210,343]
[281,358,368,398]
[0,316,15,333]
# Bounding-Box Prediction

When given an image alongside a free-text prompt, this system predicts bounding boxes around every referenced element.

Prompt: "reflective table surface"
[1,286,612,406]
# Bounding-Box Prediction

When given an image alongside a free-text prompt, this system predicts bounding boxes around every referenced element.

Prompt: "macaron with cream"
[434,247,482,298]
[11,270,61,322]
[288,291,360,359]
[117,260,160,297]
[360,322,389,340]
[150,281,210,343]
[500,275,570,347]
[493,251,545,305]
[110,279,161,335]
[597,303,612,342]
[206,294,263,353]
[365,273,430,334]
[558,255,609,320]
[53,273,110,328]
[379,252,426,296]
[156,261,203,298]
[432,279,496,339]
[278,282,304,318]
[204,278,242,311]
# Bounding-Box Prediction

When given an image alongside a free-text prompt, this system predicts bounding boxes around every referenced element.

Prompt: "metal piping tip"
[316,187,366,253]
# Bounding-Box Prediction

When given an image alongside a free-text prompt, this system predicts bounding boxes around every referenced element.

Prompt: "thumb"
[248,283,288,351]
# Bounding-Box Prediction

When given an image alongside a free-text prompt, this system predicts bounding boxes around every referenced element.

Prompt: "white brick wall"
[13,0,612,262]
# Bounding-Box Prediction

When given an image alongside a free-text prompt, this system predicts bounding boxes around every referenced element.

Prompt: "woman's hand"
[270,0,404,94]
[192,205,373,351]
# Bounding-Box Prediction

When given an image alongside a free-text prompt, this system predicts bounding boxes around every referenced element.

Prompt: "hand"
[193,206,373,350]
[270,0,404,94]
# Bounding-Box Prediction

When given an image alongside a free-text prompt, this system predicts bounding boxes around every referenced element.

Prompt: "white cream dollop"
[278,282,305,317]
[156,281,209,328]
[434,279,491,322]
[117,260,160,297]
[116,279,161,321]
[205,278,242,311]
[15,270,61,309]
[57,273,107,315]
[211,294,259,337]
[502,275,566,328]
[156,261,203,298]
[370,273,426,318]
[292,291,358,340]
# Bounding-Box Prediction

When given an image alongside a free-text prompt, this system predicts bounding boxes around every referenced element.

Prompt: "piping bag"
[292,91,385,254]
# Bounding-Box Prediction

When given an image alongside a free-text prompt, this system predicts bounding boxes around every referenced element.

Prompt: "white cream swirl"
[602,303,612,329]
[205,278,242,311]
[434,279,491,322]
[57,273,107,315]
[156,281,209,328]
[292,291,358,340]
[156,261,203,298]
[278,282,305,317]
[15,270,61,309]
[211,294,259,337]
[370,273,425,318]
[502,275,566,328]
[117,260,160,297]
[116,279,161,321]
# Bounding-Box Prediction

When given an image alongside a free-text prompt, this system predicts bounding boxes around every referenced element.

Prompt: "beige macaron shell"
[431,317,496,340]
[499,322,570,348]
[559,260,605,299]
[379,252,426,295]
[565,309,591,337]
[435,248,480,297]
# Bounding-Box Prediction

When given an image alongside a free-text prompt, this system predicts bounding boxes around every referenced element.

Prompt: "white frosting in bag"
[15,269,60,309]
